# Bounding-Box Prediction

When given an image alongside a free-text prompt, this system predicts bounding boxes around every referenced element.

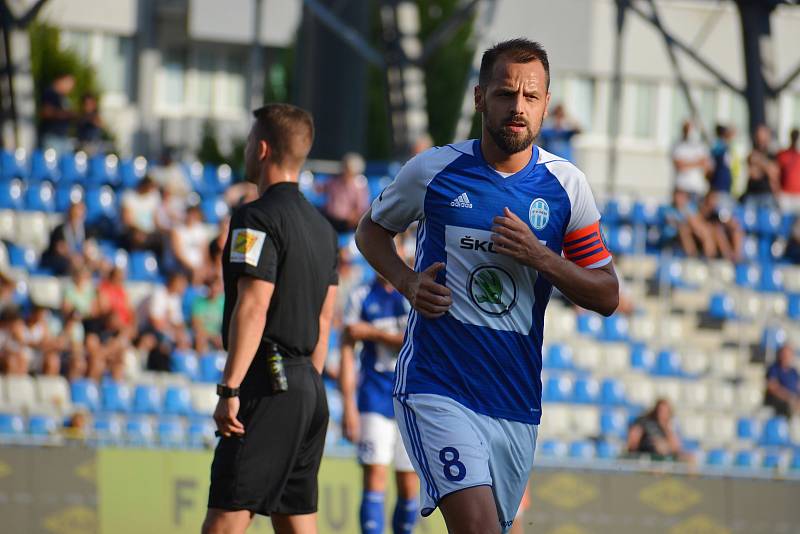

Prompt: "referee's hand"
[213,397,245,437]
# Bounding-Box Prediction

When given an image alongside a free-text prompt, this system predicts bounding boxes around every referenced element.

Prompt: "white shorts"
[358,411,415,471]
[394,393,537,533]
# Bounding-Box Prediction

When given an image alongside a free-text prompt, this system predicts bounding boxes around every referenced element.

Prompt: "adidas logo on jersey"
[450,192,473,208]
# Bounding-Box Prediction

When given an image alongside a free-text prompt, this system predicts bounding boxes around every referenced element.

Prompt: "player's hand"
[342,402,360,443]
[491,207,550,268]
[401,262,452,319]
[213,396,245,437]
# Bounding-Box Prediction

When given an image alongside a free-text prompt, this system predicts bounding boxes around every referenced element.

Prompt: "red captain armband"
[562,221,612,268]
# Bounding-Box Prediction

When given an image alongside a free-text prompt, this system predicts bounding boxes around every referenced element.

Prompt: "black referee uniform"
[208,181,338,516]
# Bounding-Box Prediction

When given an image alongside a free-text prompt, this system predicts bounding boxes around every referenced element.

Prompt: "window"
[793,93,800,129]
[61,31,91,62]
[162,51,186,107]
[99,35,133,95]
[193,53,215,110]
[218,53,246,111]
[730,94,749,139]
[570,77,595,132]
[698,87,718,135]
[671,87,691,140]
[632,82,657,139]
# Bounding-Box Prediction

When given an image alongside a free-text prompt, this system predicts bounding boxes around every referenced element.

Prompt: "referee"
[202,104,339,534]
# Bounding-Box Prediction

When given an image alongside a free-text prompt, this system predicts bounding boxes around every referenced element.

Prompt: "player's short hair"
[252,104,314,170]
[479,38,550,90]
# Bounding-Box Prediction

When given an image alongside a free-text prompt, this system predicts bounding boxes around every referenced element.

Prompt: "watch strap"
[216,384,240,398]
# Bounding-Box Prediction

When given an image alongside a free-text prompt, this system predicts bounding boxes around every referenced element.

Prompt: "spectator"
[784,218,800,264]
[75,93,104,154]
[167,205,208,278]
[207,215,229,277]
[0,308,31,371]
[538,103,581,161]
[97,267,134,330]
[42,201,90,275]
[63,410,89,441]
[321,152,370,232]
[38,73,77,154]
[23,305,57,356]
[138,271,190,370]
[627,399,688,461]
[742,124,780,208]
[777,128,800,213]
[40,349,62,376]
[62,266,98,319]
[148,148,192,199]
[121,176,162,252]
[704,124,744,262]
[191,275,224,353]
[155,186,187,234]
[765,344,800,418]
[0,273,17,313]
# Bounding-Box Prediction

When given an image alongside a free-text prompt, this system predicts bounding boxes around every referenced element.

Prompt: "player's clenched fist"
[401,262,452,319]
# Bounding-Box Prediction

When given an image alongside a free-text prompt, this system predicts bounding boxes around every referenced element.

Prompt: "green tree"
[197,121,226,166]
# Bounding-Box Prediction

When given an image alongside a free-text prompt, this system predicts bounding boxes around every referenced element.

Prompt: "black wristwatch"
[216,384,240,398]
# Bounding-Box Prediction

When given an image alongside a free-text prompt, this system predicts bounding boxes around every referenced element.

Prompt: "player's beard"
[485,112,542,155]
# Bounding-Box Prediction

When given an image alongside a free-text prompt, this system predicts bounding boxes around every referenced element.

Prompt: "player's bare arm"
[338,331,360,443]
[356,210,452,319]
[491,207,618,316]
[311,285,337,373]
[214,276,274,437]
[346,321,404,349]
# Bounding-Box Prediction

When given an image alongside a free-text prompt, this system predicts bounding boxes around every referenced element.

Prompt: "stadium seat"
[163,385,192,415]
[604,225,634,255]
[709,292,736,320]
[757,207,782,236]
[760,417,790,447]
[157,417,184,448]
[171,350,199,381]
[101,381,132,413]
[93,414,122,444]
[652,350,682,377]
[600,315,629,342]
[762,450,783,469]
[599,378,625,406]
[543,376,573,403]
[201,198,228,225]
[29,149,58,181]
[705,448,729,467]
[791,453,800,471]
[681,349,709,377]
[132,384,161,414]
[570,406,600,436]
[573,342,603,371]
[735,264,760,288]
[327,387,343,424]
[595,440,620,460]
[623,375,655,408]
[0,178,24,210]
[28,414,57,436]
[199,353,225,384]
[98,242,128,271]
[6,243,37,271]
[600,410,627,438]
[568,440,595,460]
[182,285,207,321]
[190,384,217,416]
[677,414,706,442]
[58,152,87,183]
[788,294,800,320]
[28,276,62,309]
[54,183,84,212]
[0,209,15,242]
[87,154,118,186]
[0,149,26,179]
[70,379,100,412]
[128,251,160,282]
[24,182,55,212]
[16,211,52,254]
[576,313,602,336]
[631,200,659,226]
[737,417,759,441]
[734,450,757,468]
[538,439,567,458]
[544,344,573,370]
[125,416,155,447]
[118,157,147,189]
[0,413,24,437]
[630,344,654,371]
[84,185,117,224]
[681,381,709,408]
[5,375,37,412]
[761,326,787,351]
[541,404,570,437]
[573,377,599,404]
[759,264,783,293]
[187,418,215,449]
[35,375,71,413]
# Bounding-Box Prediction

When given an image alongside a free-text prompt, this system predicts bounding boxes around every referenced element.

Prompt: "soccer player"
[339,273,418,534]
[355,38,619,534]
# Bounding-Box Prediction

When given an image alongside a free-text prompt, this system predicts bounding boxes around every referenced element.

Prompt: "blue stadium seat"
[157,417,184,448]
[24,181,55,212]
[84,186,117,224]
[742,236,759,262]
[0,413,24,436]
[761,326,787,350]
[760,417,789,447]
[199,353,225,384]
[29,149,58,181]
[182,285,207,321]
[163,385,192,416]
[0,149,26,179]
[741,205,758,233]
[780,213,796,239]
[630,344,654,371]
[599,379,625,406]
[128,251,160,282]
[200,198,228,225]
[543,376,572,403]
[101,381,132,413]
[98,242,128,270]
[737,417,759,441]
[762,450,782,469]
[576,313,602,336]
[708,292,735,320]
[604,225,634,255]
[187,418,215,449]
[216,164,233,192]
[601,315,629,342]
[656,259,686,288]
[573,378,598,404]
[132,384,161,414]
[58,152,87,183]
[602,199,631,224]
[55,183,84,212]
[757,207,782,236]
[7,244,38,271]
[595,440,619,460]
[545,344,573,370]
[0,178,25,209]
[652,350,681,377]
[568,440,595,460]
[599,410,627,438]
[791,453,800,471]
[125,416,155,447]
[538,439,567,458]
[326,386,343,424]
[705,448,729,467]
[734,450,756,468]
[93,414,122,443]
[758,264,783,293]
[28,414,57,436]
[788,294,800,320]
[631,201,659,226]
[735,264,759,288]
[87,154,113,185]
[171,350,199,381]
[70,379,100,411]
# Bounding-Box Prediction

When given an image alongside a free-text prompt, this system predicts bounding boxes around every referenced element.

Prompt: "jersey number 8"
[439,447,466,482]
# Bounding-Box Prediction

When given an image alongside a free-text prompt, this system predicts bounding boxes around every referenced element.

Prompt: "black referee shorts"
[208,358,329,516]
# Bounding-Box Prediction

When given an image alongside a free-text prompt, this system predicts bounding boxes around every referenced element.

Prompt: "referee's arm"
[215,276,274,437]
[311,285,337,374]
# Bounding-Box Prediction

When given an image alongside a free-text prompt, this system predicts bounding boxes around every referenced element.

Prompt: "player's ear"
[258,140,270,161]
[544,91,551,120]
[474,85,484,113]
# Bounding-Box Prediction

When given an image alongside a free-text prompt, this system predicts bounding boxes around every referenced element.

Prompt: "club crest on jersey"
[467,264,518,317]
[529,198,549,230]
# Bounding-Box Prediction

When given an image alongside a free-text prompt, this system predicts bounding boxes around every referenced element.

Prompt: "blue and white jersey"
[371,140,611,424]
[344,279,410,418]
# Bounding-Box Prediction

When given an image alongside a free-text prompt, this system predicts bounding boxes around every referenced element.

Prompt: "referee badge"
[528,198,550,230]
[230,228,266,267]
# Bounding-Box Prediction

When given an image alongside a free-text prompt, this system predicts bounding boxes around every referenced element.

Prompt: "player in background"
[355,38,618,534]
[339,266,419,534]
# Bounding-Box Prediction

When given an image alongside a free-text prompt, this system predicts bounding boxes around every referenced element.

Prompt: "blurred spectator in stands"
[765,344,800,418]
[121,176,162,252]
[0,273,16,313]
[155,186,187,234]
[777,128,800,213]
[0,308,31,372]
[742,124,780,208]
[167,205,208,279]
[538,103,581,161]
[65,349,87,381]
[38,73,77,154]
[784,218,800,264]
[208,215,229,277]
[62,266,98,319]
[75,94,104,154]
[63,410,89,441]
[40,349,61,376]
[42,201,90,276]
[704,124,743,262]
[191,275,224,353]
[61,310,85,355]
[669,121,716,258]
[321,152,370,232]
[149,147,192,198]
[138,271,190,370]
[23,305,56,356]
[627,399,688,461]
[97,267,134,330]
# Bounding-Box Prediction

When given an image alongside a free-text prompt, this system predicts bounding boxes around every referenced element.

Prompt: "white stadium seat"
[28,276,63,309]
[0,210,15,241]
[681,348,709,376]
[125,282,157,309]
[624,375,655,407]
[4,375,37,412]
[570,406,600,437]
[653,379,682,405]
[707,414,736,445]
[541,404,571,438]
[15,211,51,253]
[35,375,72,414]
[599,343,629,375]
[708,381,735,410]
[677,413,707,442]
[190,384,217,416]
[573,343,602,372]
[682,381,709,408]
[708,349,739,379]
